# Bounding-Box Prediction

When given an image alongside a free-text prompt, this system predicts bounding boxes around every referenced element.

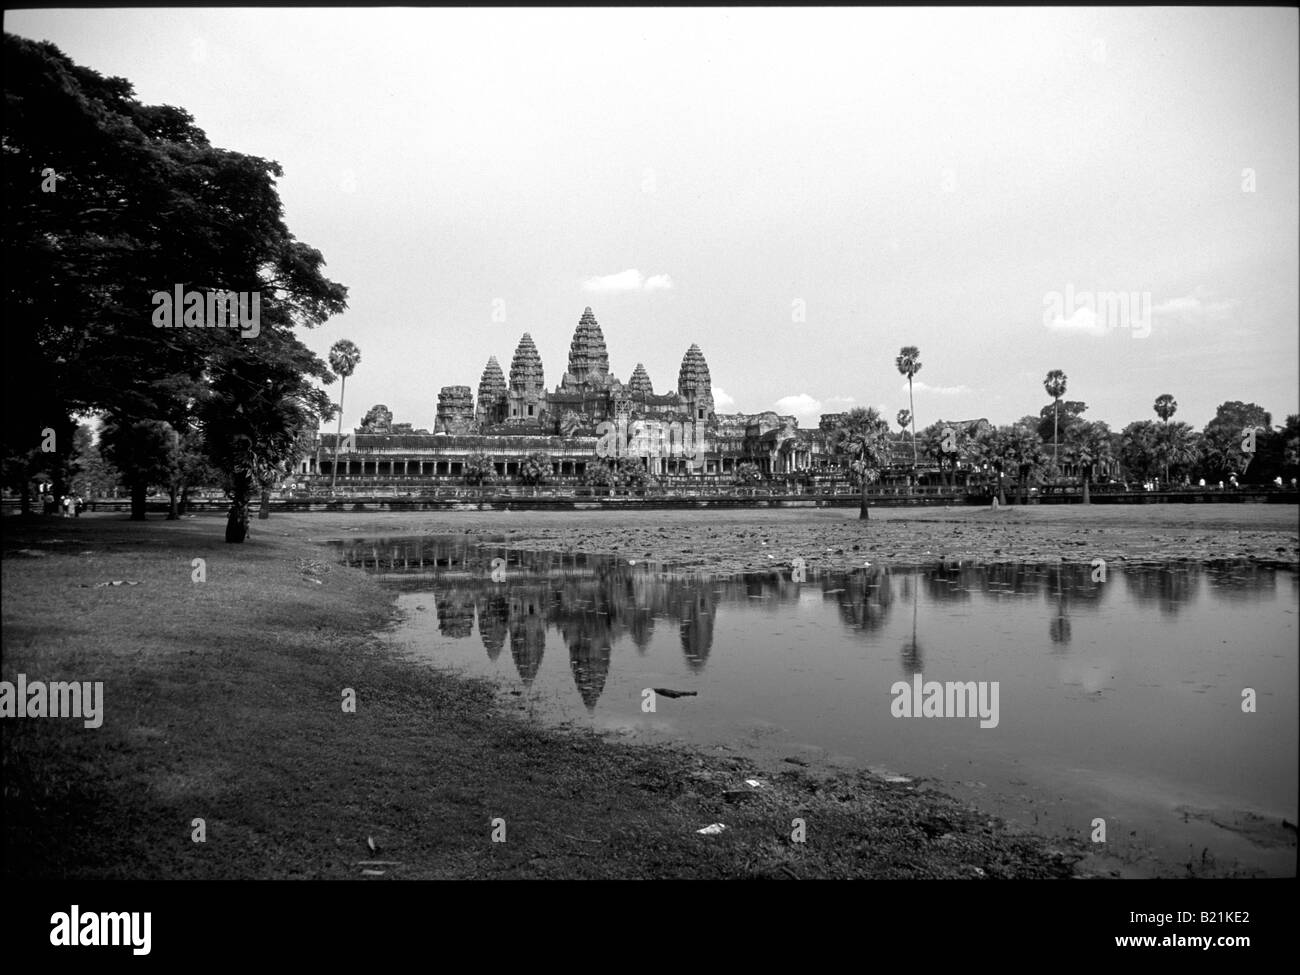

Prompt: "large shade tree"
[3,35,347,532]
[1119,420,1161,483]
[99,418,182,520]
[1201,401,1271,481]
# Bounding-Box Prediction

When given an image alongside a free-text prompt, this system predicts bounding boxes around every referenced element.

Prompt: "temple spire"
[509,333,544,391]
[677,344,715,421]
[566,306,610,385]
[476,355,507,424]
[628,362,654,398]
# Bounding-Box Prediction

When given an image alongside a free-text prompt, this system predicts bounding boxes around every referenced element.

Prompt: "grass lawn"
[1,510,1094,879]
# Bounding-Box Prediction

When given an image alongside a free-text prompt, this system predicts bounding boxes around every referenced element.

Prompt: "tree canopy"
[3,34,348,532]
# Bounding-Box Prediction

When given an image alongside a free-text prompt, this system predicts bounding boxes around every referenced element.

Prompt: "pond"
[335,534,1298,877]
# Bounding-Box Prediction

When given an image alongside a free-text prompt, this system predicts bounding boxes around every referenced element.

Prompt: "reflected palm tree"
[833,565,895,635]
[900,573,923,675]
[1043,565,1073,651]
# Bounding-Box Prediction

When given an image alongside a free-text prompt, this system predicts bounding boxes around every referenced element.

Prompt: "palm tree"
[1153,393,1177,424]
[327,339,362,490]
[999,421,1049,503]
[970,426,1006,505]
[895,347,922,469]
[830,406,891,520]
[1154,421,1201,487]
[1043,370,1068,472]
[1063,420,1114,503]
[896,409,911,433]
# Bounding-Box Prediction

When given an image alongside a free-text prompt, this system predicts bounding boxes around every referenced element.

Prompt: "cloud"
[1043,305,1105,336]
[1153,286,1237,324]
[712,387,735,410]
[774,394,824,421]
[581,269,674,293]
[908,381,970,396]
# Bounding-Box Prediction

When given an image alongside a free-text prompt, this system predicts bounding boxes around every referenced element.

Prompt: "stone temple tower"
[435,385,475,434]
[507,333,546,424]
[627,362,654,400]
[476,356,507,426]
[677,344,715,424]
[563,307,613,388]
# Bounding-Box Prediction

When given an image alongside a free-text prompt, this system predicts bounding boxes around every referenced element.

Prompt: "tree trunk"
[167,484,179,520]
[332,374,346,491]
[258,485,271,520]
[130,483,147,521]
[1052,399,1060,470]
[859,478,870,520]
[179,483,191,516]
[20,483,32,517]
[908,377,917,466]
[1082,473,1091,504]
[225,479,250,543]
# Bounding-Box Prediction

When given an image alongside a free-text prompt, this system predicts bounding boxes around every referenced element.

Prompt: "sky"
[7,7,1298,433]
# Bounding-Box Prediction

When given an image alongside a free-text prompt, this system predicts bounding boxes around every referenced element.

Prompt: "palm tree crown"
[1153,393,1177,424]
[896,346,922,467]
[328,339,362,378]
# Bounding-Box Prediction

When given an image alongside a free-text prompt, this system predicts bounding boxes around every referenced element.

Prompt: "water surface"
[337,535,1298,876]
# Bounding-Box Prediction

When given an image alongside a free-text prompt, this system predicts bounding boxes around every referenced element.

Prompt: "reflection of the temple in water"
[335,537,1287,710]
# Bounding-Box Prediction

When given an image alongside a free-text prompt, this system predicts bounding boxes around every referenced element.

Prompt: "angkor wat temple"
[300,307,844,484]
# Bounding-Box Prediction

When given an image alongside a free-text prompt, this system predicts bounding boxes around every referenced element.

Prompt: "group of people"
[41,491,85,517]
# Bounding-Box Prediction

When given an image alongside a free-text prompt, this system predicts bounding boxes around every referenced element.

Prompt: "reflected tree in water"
[832,565,895,636]
[1203,562,1279,606]
[1123,564,1197,616]
[900,573,923,676]
[437,590,475,638]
